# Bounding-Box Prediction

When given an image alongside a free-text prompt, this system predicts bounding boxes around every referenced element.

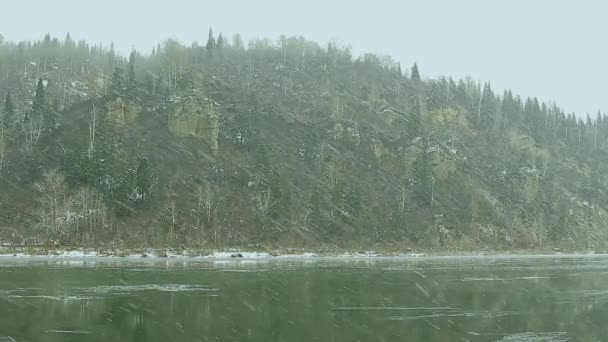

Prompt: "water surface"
[1,255,608,341]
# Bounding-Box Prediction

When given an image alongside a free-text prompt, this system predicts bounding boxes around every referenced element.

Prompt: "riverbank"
[0,245,603,259]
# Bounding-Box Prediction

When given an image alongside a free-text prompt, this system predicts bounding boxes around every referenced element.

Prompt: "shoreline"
[0,246,605,260]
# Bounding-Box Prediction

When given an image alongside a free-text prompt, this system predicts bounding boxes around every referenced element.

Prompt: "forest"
[1,30,607,252]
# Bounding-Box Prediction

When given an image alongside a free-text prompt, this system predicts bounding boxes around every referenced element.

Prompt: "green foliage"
[2,92,14,128]
[411,63,420,82]
[216,33,225,49]
[127,51,137,101]
[32,78,45,117]
[408,95,422,138]
[0,32,607,250]
[411,140,433,208]
[135,156,153,202]
[111,66,123,98]
[206,28,215,50]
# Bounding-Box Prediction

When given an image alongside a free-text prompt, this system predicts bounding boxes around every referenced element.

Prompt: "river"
[1,255,607,341]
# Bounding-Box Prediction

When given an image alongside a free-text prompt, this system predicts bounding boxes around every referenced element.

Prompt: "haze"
[1,0,605,117]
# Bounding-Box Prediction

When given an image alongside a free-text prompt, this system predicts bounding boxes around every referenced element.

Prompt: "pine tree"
[3,92,14,128]
[411,63,421,82]
[111,66,123,98]
[216,33,225,49]
[127,51,137,101]
[206,28,216,50]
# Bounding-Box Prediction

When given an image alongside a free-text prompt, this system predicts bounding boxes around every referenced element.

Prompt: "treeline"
[1,31,607,251]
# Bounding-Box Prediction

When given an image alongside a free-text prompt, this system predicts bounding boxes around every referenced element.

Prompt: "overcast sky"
[1,0,605,116]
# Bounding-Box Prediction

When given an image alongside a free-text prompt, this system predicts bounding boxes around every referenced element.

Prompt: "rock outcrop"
[168,93,219,151]
[106,97,141,126]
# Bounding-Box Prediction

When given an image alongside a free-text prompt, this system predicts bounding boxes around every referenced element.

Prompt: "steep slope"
[1,34,607,251]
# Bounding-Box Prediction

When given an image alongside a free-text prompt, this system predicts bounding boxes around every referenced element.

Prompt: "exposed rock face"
[168,93,219,151]
[106,97,141,126]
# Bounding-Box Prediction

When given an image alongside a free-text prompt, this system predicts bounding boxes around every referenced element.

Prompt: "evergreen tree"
[425,80,445,111]
[32,78,59,133]
[127,51,137,101]
[232,33,244,50]
[411,63,421,82]
[500,90,520,130]
[32,78,45,118]
[64,32,73,48]
[206,28,216,50]
[136,156,153,201]
[111,66,123,98]
[216,33,225,49]
[43,33,51,47]
[408,95,422,138]
[479,82,495,130]
[454,79,468,108]
[412,139,433,208]
[3,92,14,128]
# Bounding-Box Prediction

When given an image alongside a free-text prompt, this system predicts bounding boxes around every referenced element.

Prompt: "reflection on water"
[1,256,608,341]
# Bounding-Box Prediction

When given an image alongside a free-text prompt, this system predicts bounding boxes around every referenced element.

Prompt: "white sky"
[1,0,605,116]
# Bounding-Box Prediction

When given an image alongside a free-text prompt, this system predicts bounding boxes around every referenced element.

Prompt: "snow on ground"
[0,247,603,260]
[0,248,409,260]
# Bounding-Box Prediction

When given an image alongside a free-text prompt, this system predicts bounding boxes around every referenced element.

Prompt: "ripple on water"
[81,283,218,295]
[491,332,571,341]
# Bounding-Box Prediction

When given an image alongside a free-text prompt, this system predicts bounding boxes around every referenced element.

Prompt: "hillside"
[1,32,607,251]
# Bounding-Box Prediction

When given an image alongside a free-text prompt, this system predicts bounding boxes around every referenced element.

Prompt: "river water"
[1,255,607,341]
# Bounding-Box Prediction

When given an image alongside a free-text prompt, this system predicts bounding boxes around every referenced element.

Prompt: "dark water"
[1,255,608,341]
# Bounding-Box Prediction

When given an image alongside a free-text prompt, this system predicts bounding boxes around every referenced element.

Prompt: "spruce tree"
[216,33,224,49]
[32,78,45,118]
[3,92,14,128]
[127,51,137,101]
[136,156,153,201]
[64,32,73,48]
[111,67,123,98]
[501,90,518,125]
[454,80,468,107]
[411,63,421,82]
[425,80,444,111]
[479,82,495,129]
[32,78,59,133]
[408,95,422,138]
[206,28,216,50]
[412,139,433,208]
